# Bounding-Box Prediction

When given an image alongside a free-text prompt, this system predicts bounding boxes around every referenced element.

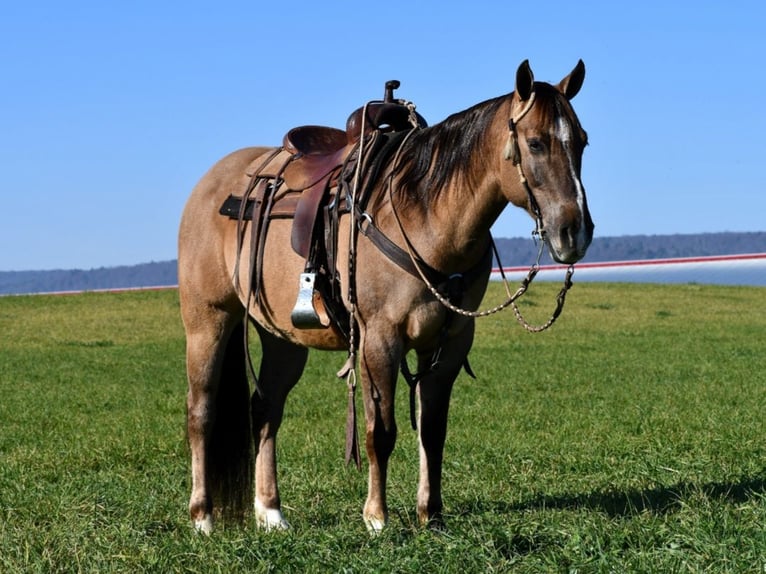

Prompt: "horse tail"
[208,319,254,523]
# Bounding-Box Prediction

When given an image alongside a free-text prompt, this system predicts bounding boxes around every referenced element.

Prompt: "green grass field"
[0,282,764,573]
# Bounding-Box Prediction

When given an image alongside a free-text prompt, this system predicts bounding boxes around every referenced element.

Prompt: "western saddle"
[219,80,426,333]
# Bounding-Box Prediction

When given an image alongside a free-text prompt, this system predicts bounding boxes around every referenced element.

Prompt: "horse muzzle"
[545,210,594,265]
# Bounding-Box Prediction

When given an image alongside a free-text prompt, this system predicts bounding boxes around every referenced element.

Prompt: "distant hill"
[0,261,178,296]
[494,231,766,267]
[1,232,765,295]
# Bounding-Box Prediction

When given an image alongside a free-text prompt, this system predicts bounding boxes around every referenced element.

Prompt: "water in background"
[492,254,766,287]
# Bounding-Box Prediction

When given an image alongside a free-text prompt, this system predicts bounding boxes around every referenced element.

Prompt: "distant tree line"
[0,261,178,295]
[494,231,766,267]
[1,232,765,295]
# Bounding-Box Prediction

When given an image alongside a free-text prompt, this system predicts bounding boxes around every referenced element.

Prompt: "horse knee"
[366,421,397,461]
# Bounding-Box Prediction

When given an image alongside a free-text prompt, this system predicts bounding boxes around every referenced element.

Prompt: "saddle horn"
[384,80,400,102]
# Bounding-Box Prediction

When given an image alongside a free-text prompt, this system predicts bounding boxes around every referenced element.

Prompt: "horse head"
[504,60,594,264]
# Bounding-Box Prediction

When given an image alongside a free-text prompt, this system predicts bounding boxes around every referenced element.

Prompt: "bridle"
[383,90,575,331]
[504,92,544,239]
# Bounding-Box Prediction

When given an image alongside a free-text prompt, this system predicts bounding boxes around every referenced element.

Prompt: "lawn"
[0,282,764,572]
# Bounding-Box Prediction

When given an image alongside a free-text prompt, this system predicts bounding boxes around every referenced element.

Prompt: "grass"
[0,282,764,572]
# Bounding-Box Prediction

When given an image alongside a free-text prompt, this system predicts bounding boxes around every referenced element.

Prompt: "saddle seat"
[283,125,347,156]
[282,129,350,191]
[283,81,427,192]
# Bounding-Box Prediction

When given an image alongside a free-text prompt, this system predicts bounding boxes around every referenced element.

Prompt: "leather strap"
[357,213,493,292]
[358,216,445,286]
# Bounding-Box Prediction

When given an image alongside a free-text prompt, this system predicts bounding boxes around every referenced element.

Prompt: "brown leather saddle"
[218,80,427,333]
[283,81,426,258]
[221,81,426,254]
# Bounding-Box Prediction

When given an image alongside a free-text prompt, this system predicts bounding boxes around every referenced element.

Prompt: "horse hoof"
[255,499,290,531]
[363,515,388,534]
[193,515,214,535]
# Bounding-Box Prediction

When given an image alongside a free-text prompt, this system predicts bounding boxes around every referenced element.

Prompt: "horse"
[178,60,594,534]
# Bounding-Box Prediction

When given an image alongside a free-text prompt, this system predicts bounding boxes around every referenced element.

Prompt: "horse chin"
[545,220,593,264]
[549,250,576,265]
[547,239,588,265]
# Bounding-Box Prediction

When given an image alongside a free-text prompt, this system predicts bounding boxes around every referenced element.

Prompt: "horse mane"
[391,84,586,207]
[391,94,507,206]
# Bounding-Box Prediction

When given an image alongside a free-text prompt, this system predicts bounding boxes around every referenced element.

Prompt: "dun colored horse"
[178,60,594,533]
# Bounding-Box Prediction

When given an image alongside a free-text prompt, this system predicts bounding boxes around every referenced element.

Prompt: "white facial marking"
[555,114,587,249]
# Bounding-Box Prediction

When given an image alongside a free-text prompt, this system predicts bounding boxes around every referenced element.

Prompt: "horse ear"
[558,60,585,100]
[515,60,534,102]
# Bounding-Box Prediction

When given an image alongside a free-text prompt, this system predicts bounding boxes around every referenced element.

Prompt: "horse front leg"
[251,325,308,530]
[416,322,475,528]
[358,327,402,532]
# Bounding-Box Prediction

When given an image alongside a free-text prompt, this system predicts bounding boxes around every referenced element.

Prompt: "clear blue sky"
[2,1,764,271]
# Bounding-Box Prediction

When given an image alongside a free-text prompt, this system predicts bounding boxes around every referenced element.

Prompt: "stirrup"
[291,273,330,329]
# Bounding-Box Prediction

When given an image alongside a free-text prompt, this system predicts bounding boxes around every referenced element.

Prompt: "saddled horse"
[178,60,594,534]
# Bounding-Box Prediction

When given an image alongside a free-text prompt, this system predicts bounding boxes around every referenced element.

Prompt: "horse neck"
[389,98,517,273]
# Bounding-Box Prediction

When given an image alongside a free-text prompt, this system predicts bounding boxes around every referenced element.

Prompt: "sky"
[1,1,765,271]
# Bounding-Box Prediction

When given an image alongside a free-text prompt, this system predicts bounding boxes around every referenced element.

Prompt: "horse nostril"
[560,225,576,248]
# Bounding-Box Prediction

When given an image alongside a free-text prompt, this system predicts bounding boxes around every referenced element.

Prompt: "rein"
[346,92,576,434]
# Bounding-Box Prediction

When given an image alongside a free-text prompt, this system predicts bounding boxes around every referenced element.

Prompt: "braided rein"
[414,233,575,332]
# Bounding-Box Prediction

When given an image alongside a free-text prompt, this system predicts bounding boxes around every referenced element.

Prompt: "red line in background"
[494,253,766,273]
[8,285,178,297]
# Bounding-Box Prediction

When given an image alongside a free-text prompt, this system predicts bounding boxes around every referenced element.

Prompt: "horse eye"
[527,138,544,153]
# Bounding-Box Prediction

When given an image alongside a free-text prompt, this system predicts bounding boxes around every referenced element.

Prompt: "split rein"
[383,92,576,333]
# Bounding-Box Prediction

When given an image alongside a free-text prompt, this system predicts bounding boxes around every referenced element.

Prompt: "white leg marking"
[363,515,388,534]
[194,515,214,535]
[255,498,290,531]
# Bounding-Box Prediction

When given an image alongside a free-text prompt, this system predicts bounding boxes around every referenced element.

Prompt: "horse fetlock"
[255,499,290,531]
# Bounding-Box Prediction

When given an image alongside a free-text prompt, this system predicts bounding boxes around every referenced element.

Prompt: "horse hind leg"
[251,324,309,530]
[185,315,254,534]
